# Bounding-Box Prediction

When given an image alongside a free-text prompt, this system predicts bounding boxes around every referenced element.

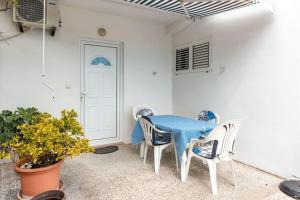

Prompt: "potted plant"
[0,107,40,160]
[0,109,94,198]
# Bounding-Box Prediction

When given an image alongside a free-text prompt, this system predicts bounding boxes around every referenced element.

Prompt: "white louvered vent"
[176,47,190,72]
[193,42,210,70]
[175,40,211,75]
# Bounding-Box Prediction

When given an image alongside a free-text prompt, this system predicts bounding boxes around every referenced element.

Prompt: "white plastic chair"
[197,110,221,125]
[132,105,157,121]
[139,117,178,174]
[185,119,240,195]
[133,105,157,158]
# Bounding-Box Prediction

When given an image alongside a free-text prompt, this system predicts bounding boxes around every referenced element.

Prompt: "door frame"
[80,38,124,146]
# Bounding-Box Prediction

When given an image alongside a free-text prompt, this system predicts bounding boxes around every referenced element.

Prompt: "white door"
[83,44,117,141]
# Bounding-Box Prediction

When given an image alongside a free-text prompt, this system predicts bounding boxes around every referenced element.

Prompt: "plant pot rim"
[15,160,63,174]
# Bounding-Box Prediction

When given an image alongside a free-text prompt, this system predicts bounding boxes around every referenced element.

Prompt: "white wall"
[0,5,173,143]
[173,0,300,177]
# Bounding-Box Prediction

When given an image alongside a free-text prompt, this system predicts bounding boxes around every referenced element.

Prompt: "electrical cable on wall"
[41,0,55,101]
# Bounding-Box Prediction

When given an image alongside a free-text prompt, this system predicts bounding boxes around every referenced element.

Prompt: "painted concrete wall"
[172,0,300,177]
[0,5,173,144]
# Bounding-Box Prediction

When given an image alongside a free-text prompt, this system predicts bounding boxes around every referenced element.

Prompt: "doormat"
[279,180,300,199]
[94,146,119,154]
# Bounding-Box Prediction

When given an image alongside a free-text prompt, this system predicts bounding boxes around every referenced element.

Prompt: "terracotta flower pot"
[15,160,63,199]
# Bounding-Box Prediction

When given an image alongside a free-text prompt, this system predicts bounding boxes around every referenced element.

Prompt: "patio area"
[1,0,299,199]
[0,145,289,200]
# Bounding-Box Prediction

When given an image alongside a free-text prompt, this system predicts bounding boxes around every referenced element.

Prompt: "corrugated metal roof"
[124,0,259,19]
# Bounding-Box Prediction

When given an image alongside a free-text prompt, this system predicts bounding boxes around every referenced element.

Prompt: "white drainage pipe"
[41,0,55,101]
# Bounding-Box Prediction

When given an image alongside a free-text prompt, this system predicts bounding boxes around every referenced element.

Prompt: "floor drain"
[279,180,300,199]
[94,146,119,154]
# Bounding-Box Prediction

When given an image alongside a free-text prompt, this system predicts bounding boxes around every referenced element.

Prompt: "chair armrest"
[189,137,214,148]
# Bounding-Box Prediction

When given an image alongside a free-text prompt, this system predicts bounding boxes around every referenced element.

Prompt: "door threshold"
[90,138,123,147]
[93,142,124,149]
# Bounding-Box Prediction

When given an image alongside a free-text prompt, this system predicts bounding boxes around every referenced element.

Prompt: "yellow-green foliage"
[9,110,94,168]
[9,0,20,6]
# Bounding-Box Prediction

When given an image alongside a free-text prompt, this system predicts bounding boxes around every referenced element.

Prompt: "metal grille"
[176,47,189,71]
[124,0,258,19]
[126,0,185,15]
[193,42,209,69]
[17,0,44,23]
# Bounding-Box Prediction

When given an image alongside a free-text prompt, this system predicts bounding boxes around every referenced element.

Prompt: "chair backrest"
[206,119,240,158]
[132,105,157,121]
[139,117,155,146]
[197,110,221,125]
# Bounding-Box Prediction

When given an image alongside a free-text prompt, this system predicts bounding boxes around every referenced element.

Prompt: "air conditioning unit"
[13,0,60,36]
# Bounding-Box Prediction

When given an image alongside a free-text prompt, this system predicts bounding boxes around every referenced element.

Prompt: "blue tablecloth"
[131,115,216,161]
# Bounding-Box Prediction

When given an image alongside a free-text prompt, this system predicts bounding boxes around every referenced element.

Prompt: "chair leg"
[154,146,161,174]
[185,153,192,180]
[173,142,179,171]
[181,152,188,182]
[207,160,218,195]
[158,147,162,169]
[230,160,237,187]
[140,141,145,158]
[143,144,148,165]
[185,142,195,180]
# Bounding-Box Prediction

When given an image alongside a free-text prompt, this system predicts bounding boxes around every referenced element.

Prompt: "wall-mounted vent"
[193,42,210,70]
[176,47,190,72]
[175,40,211,75]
